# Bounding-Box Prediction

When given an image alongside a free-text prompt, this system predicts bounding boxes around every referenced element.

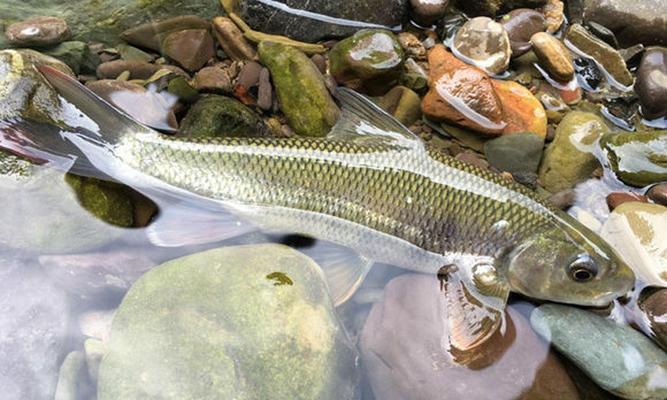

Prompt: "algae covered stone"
[97,244,359,400]
[258,41,340,137]
[179,95,271,138]
[601,130,667,187]
[538,111,609,192]
[329,29,405,93]
[531,304,667,399]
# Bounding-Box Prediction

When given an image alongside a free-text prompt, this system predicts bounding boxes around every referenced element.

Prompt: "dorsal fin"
[331,87,424,149]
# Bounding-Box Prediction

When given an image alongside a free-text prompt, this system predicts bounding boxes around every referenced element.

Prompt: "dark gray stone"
[236,0,408,43]
[583,0,667,47]
[636,47,667,120]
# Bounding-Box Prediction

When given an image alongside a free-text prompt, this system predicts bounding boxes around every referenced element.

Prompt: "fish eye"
[567,254,599,282]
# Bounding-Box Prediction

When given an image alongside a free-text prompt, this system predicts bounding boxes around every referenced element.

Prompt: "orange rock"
[422,45,506,136]
[492,80,548,137]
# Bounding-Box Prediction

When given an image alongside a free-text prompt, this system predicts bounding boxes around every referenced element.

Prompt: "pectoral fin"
[437,261,510,362]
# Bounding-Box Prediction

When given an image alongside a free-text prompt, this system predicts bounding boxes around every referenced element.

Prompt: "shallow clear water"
[1,4,667,400]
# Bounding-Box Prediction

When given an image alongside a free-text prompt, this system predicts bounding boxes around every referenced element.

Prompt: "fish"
[1,65,635,351]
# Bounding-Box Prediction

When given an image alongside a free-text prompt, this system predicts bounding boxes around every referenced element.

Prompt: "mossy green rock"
[97,244,359,400]
[377,86,422,126]
[0,49,73,123]
[0,0,223,49]
[484,132,545,175]
[329,30,404,92]
[538,111,609,192]
[601,130,667,187]
[179,95,270,138]
[258,41,339,137]
[65,175,134,228]
[531,304,667,399]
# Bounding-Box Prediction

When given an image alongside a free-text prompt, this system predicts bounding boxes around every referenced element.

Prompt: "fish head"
[502,216,635,307]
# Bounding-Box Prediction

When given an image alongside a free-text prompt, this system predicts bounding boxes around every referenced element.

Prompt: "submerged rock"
[235,0,408,43]
[600,202,667,287]
[531,32,574,83]
[42,41,99,75]
[606,192,647,211]
[378,86,422,126]
[97,245,359,400]
[65,175,135,229]
[636,47,667,120]
[360,274,580,400]
[453,17,511,75]
[492,79,547,137]
[258,41,339,137]
[647,183,667,207]
[0,49,73,122]
[179,95,271,138]
[0,1,223,48]
[484,132,545,175]
[212,16,257,61]
[161,28,215,72]
[4,16,70,47]
[119,15,210,53]
[499,8,546,57]
[0,257,69,400]
[601,130,667,187]
[422,44,505,135]
[329,29,404,94]
[531,304,667,399]
[538,111,609,192]
[565,24,634,88]
[638,288,667,350]
[583,0,667,47]
[86,79,178,132]
[410,0,450,26]
[456,0,548,17]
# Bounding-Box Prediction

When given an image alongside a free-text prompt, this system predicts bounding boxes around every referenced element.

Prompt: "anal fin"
[437,262,510,365]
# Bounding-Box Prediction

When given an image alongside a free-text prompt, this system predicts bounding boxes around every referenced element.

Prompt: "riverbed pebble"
[453,17,512,75]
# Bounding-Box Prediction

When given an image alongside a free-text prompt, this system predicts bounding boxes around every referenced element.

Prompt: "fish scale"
[118,133,555,261]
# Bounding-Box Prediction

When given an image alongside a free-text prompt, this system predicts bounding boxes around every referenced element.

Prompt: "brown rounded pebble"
[212,16,257,61]
[161,29,215,72]
[606,192,648,211]
[410,0,450,26]
[310,54,327,74]
[398,32,427,60]
[257,67,273,111]
[4,16,71,47]
[636,47,667,120]
[96,60,186,80]
[639,288,667,350]
[647,183,667,207]
[194,66,233,93]
[235,61,263,89]
[531,32,574,82]
[500,9,546,57]
[542,0,565,33]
